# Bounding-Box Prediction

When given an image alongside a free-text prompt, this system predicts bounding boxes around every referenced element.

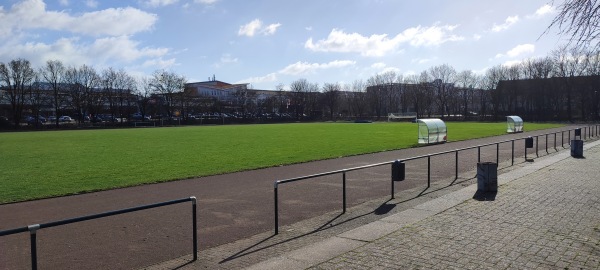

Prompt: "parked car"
[131,114,151,121]
[47,116,57,122]
[26,116,46,125]
[59,116,72,122]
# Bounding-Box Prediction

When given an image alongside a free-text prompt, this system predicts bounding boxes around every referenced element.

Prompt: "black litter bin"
[571,139,583,158]
[477,162,498,193]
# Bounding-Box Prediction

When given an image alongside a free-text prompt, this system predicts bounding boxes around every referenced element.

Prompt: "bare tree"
[135,76,155,119]
[455,70,477,119]
[64,65,99,124]
[366,74,386,120]
[289,78,310,119]
[546,0,600,50]
[428,64,457,117]
[552,46,587,120]
[483,65,507,119]
[150,70,186,122]
[27,75,52,128]
[349,79,367,118]
[0,58,36,127]
[113,69,136,121]
[321,83,340,120]
[40,60,66,127]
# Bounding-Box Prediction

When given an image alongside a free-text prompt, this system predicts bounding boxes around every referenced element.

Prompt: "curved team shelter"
[506,116,524,133]
[417,118,447,144]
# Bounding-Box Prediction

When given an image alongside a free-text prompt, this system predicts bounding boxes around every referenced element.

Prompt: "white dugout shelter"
[417,118,447,144]
[506,116,523,133]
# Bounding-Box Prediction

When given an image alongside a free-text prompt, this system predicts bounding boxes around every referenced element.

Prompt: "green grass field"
[0,122,562,203]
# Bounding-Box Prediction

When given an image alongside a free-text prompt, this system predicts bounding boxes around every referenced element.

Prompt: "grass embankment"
[0,122,562,203]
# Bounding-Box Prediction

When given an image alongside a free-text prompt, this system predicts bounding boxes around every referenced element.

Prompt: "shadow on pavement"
[218,176,477,265]
[472,190,497,201]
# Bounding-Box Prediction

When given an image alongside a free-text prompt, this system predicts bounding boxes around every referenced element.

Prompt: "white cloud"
[379,66,401,74]
[239,60,356,84]
[238,19,282,37]
[0,0,157,38]
[142,0,179,8]
[370,62,386,69]
[85,0,98,8]
[502,60,524,67]
[0,35,170,68]
[59,0,69,6]
[142,58,177,69]
[195,0,218,4]
[411,57,436,64]
[214,53,238,68]
[473,34,482,41]
[263,23,282,36]
[491,16,519,32]
[305,26,313,31]
[237,73,278,84]
[495,44,535,58]
[280,60,356,75]
[305,25,463,57]
[529,4,555,18]
[238,19,262,37]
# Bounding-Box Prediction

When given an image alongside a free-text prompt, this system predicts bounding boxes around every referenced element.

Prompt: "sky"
[0,0,567,90]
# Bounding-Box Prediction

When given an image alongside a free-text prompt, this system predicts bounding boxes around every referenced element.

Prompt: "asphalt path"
[0,125,588,269]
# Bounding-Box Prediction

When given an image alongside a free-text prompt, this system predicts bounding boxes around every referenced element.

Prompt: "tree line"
[1,46,599,129]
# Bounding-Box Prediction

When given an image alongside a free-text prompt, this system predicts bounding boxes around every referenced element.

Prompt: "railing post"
[568,129,571,144]
[391,168,394,199]
[190,196,198,261]
[587,126,590,139]
[455,150,458,180]
[496,143,499,164]
[554,133,557,151]
[427,156,431,188]
[562,131,564,147]
[28,224,40,270]
[274,182,279,235]
[536,136,539,157]
[477,146,481,163]
[545,134,549,154]
[342,172,347,213]
[511,140,514,166]
[525,140,528,161]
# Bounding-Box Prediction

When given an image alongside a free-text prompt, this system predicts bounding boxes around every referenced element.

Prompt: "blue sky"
[0,0,564,89]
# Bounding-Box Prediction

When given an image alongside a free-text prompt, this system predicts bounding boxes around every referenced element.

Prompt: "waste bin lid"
[478,162,497,165]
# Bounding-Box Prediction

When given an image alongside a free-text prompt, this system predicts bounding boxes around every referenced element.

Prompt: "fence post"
[511,140,514,166]
[562,131,564,147]
[342,172,347,213]
[554,133,557,151]
[477,146,481,163]
[525,140,528,161]
[274,182,279,235]
[568,129,571,144]
[536,136,539,157]
[545,134,549,154]
[496,143,499,164]
[190,196,198,261]
[455,151,458,180]
[28,224,40,270]
[427,156,431,188]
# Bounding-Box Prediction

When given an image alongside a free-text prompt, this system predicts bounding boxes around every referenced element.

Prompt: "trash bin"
[571,139,583,158]
[477,162,498,193]
[525,136,534,148]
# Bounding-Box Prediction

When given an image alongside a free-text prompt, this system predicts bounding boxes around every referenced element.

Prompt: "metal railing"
[273,125,599,234]
[0,197,197,270]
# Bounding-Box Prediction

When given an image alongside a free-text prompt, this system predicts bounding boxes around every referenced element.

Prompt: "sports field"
[0,122,562,203]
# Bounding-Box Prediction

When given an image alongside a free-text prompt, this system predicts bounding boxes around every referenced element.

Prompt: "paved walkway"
[245,140,600,269]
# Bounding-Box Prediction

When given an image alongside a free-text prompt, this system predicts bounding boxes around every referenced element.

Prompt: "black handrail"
[0,196,197,270]
[273,125,598,234]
